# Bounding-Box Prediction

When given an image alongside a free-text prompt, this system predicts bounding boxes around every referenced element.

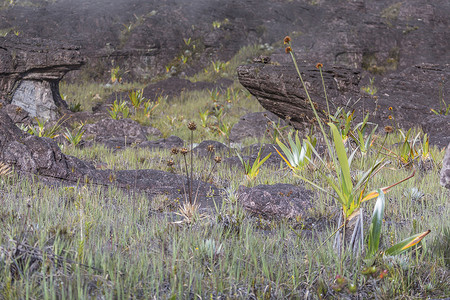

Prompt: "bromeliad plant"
[275,131,316,174]
[328,107,355,144]
[109,99,130,120]
[236,147,271,185]
[284,36,416,255]
[128,89,146,112]
[27,116,66,139]
[63,123,86,147]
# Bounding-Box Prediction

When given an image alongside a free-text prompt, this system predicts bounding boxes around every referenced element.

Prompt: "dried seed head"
[285,46,292,54]
[167,159,174,167]
[15,107,22,113]
[207,144,215,152]
[283,36,291,44]
[315,63,323,69]
[214,156,222,163]
[384,126,394,134]
[171,147,179,155]
[187,121,197,131]
[180,147,189,155]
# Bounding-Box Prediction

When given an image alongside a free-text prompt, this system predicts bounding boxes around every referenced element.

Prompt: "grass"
[1,125,449,298]
[189,44,272,82]
[2,42,450,299]
[61,80,265,143]
[60,82,146,113]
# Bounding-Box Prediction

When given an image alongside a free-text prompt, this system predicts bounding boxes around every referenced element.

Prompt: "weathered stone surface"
[441,143,450,189]
[1,0,448,84]
[237,63,450,146]
[237,183,312,219]
[230,111,288,142]
[83,118,161,146]
[4,103,32,125]
[0,35,84,119]
[139,136,184,150]
[421,114,450,147]
[11,80,58,120]
[192,140,229,158]
[0,110,221,206]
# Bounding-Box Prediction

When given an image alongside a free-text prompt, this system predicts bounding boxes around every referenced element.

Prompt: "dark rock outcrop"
[0,110,220,206]
[230,111,288,142]
[236,0,450,146]
[138,136,184,151]
[83,118,161,148]
[237,183,312,219]
[0,35,84,120]
[238,63,450,147]
[192,140,229,158]
[441,143,450,189]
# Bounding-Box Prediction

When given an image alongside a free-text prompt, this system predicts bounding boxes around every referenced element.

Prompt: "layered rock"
[0,35,84,120]
[238,63,450,145]
[236,0,449,146]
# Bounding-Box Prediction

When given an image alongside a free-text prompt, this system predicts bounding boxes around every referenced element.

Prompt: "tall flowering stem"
[285,40,338,171]
[316,63,330,122]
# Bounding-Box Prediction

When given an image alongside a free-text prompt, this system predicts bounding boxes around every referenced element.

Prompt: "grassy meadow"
[0,43,449,299]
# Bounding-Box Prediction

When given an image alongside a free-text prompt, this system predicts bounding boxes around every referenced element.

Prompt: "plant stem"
[318,67,330,123]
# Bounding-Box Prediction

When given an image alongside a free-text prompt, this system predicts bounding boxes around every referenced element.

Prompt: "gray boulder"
[83,118,161,148]
[237,183,312,219]
[230,111,288,142]
[441,143,450,189]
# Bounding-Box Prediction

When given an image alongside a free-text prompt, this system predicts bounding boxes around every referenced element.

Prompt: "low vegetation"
[0,38,449,299]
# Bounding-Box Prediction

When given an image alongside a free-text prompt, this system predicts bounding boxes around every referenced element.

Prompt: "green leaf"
[329,123,353,198]
[367,189,385,258]
[251,152,271,174]
[384,230,431,256]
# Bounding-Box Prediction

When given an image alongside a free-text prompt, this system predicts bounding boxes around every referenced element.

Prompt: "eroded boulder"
[0,35,84,120]
[237,183,312,219]
[83,118,161,148]
[230,111,288,142]
[441,143,450,189]
[238,63,450,146]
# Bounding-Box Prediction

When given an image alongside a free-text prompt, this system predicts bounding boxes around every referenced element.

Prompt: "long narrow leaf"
[252,153,271,172]
[367,189,385,258]
[275,147,294,169]
[384,230,431,256]
[329,123,353,199]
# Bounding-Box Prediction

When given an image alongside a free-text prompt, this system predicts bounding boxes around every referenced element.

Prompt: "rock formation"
[0,110,221,206]
[237,0,450,146]
[237,183,312,219]
[0,35,84,120]
[441,143,450,189]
